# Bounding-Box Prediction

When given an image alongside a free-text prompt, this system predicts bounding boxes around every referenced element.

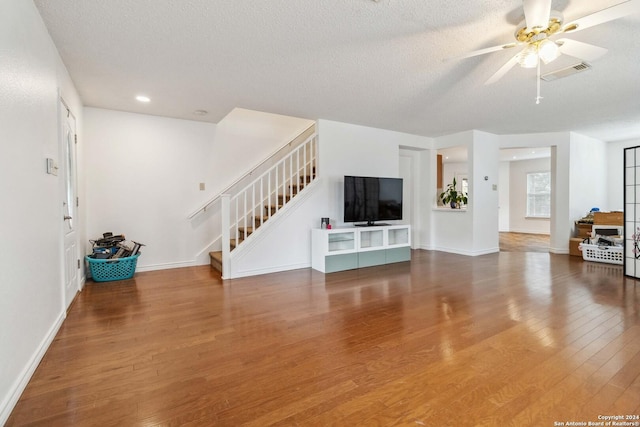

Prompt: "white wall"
[83,108,314,271]
[210,108,315,197]
[0,1,82,423]
[607,138,640,211]
[498,161,510,231]
[431,131,500,256]
[432,131,475,254]
[84,108,217,271]
[471,131,500,254]
[508,157,551,234]
[317,119,429,228]
[228,119,431,277]
[569,133,608,233]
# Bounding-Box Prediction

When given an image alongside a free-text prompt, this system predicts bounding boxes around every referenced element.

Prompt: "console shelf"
[311,225,411,273]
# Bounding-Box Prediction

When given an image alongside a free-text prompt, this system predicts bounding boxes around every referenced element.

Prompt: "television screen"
[344,176,403,225]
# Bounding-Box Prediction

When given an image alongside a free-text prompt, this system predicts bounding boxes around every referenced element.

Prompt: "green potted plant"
[440,177,468,209]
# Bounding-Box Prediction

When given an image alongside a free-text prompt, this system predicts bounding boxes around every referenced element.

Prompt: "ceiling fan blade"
[557,38,608,62]
[446,43,518,61]
[523,0,552,31]
[485,53,520,85]
[562,0,640,33]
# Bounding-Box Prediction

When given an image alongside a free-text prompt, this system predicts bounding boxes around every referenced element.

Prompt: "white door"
[61,102,79,310]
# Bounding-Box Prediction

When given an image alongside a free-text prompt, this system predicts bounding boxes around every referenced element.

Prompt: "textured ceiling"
[34,0,640,142]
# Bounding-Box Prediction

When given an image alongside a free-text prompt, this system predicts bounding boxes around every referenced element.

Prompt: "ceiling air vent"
[541,62,592,82]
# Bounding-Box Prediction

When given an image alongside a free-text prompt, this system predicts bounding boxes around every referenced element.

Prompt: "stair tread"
[209,251,222,273]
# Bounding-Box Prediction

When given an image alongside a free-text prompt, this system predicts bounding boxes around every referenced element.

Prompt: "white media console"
[311,225,411,273]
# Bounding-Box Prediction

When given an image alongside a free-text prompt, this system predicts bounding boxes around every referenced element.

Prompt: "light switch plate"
[46,158,58,176]
[199,182,205,191]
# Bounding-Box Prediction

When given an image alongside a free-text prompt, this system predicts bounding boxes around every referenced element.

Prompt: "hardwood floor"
[499,232,550,253]
[7,250,640,426]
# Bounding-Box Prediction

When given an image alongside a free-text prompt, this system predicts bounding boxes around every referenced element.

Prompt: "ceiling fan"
[451,0,639,104]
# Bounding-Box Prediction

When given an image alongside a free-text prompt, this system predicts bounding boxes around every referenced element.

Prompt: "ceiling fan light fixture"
[538,39,560,64]
[519,45,539,68]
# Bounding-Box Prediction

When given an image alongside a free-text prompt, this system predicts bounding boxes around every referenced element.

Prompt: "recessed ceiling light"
[136,95,150,103]
[193,110,208,116]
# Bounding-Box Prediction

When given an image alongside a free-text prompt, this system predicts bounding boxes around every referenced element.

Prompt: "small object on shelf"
[321,217,330,229]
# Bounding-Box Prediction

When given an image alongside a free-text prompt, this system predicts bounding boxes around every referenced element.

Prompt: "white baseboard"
[228,262,311,279]
[0,312,65,426]
[549,247,570,254]
[136,260,197,272]
[432,246,500,256]
[506,228,551,235]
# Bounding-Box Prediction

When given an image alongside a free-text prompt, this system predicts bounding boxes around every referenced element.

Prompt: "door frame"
[399,149,420,249]
[59,98,80,312]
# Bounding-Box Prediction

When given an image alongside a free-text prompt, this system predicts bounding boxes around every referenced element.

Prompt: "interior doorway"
[499,147,552,253]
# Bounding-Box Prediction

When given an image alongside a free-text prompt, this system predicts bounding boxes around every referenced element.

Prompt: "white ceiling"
[33,0,640,142]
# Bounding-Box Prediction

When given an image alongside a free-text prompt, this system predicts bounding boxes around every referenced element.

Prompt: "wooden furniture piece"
[575,222,592,238]
[311,225,411,273]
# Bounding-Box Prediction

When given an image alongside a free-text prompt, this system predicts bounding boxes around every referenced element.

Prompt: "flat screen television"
[344,175,403,226]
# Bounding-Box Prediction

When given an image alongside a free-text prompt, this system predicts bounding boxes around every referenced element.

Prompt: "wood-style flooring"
[499,232,550,253]
[7,250,640,426]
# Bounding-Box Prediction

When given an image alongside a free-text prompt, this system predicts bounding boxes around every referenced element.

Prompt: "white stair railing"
[187,123,315,220]
[222,133,317,271]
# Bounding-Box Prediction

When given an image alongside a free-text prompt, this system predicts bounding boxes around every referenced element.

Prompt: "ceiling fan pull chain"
[536,53,542,105]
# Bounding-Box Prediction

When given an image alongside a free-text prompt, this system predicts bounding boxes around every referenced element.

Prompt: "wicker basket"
[86,254,140,282]
[578,243,623,265]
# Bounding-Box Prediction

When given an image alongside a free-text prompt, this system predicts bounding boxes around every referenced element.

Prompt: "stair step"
[299,174,316,184]
[277,194,293,204]
[253,216,269,225]
[265,205,283,215]
[238,226,254,236]
[209,251,222,273]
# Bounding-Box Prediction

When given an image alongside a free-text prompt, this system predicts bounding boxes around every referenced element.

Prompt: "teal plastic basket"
[86,254,140,282]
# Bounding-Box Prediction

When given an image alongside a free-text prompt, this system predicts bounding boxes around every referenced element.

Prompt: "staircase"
[207,128,317,277]
[208,168,315,272]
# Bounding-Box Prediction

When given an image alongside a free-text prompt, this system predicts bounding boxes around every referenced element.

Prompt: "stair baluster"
[211,131,317,278]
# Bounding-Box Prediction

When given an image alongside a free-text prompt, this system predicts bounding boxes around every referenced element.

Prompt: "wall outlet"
[492,184,497,191]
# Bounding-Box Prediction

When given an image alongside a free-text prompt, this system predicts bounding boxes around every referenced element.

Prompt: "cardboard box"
[593,211,623,225]
[569,238,584,257]
[575,222,592,238]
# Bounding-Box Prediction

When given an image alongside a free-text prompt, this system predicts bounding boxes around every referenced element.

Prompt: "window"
[527,172,550,218]
[461,177,468,199]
